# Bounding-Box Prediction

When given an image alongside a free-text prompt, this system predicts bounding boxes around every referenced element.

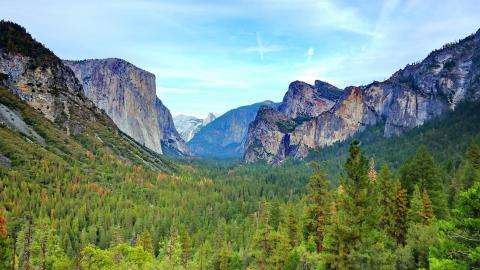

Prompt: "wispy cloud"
[244,32,283,60]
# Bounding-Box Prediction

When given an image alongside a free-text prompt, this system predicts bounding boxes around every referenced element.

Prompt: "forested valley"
[0,85,479,269]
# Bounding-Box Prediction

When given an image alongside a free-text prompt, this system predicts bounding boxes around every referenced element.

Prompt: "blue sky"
[1,0,480,118]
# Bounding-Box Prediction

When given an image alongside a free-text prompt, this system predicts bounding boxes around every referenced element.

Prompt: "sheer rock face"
[244,29,480,163]
[64,59,188,155]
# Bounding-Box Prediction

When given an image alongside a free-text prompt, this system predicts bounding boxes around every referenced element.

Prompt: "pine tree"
[420,190,434,225]
[304,163,329,253]
[219,241,229,270]
[459,143,480,189]
[394,181,408,246]
[180,228,192,269]
[269,201,281,231]
[399,146,448,218]
[141,229,153,255]
[285,203,298,248]
[251,201,271,270]
[376,164,396,239]
[325,140,394,269]
[408,185,423,224]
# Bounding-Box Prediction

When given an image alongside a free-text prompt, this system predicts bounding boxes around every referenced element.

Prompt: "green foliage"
[276,119,297,133]
[430,181,480,269]
[0,82,478,269]
[304,163,330,252]
[400,146,449,218]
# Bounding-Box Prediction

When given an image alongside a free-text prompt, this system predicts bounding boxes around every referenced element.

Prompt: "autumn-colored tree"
[0,211,10,270]
[420,190,434,224]
[394,181,408,246]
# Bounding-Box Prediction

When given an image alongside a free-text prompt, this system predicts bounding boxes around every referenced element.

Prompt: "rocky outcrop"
[173,113,217,142]
[64,58,188,155]
[279,80,342,118]
[0,21,107,136]
[244,28,480,163]
[188,101,279,158]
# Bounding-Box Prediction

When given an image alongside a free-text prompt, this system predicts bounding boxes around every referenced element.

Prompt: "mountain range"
[244,28,480,164]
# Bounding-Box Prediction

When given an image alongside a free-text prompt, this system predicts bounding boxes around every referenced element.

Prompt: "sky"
[1,0,480,118]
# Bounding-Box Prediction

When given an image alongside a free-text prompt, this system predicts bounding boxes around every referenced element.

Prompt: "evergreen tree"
[377,164,396,239]
[430,180,480,268]
[399,146,448,218]
[325,140,394,269]
[179,228,192,269]
[304,163,329,252]
[269,201,281,231]
[394,181,408,246]
[420,190,434,225]
[251,201,271,270]
[285,203,299,248]
[407,185,423,224]
[219,241,229,270]
[458,142,480,190]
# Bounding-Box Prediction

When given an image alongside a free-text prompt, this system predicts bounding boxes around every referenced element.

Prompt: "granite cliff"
[64,59,188,155]
[244,29,480,163]
[173,113,217,142]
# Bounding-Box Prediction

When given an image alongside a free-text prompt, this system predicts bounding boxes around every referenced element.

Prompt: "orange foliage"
[157,172,167,182]
[87,182,111,196]
[40,189,48,202]
[85,150,95,161]
[69,175,81,193]
[0,211,7,238]
[133,165,144,174]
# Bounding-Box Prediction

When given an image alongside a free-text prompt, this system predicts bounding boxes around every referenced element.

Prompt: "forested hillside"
[1,83,479,269]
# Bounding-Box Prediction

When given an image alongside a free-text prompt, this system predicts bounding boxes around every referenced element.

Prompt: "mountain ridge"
[244,28,480,163]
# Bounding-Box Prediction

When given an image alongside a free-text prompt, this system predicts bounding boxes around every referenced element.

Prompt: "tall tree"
[304,163,329,253]
[430,180,480,268]
[420,190,434,225]
[399,146,448,218]
[394,181,408,246]
[325,140,394,269]
[285,203,299,249]
[376,164,396,239]
[408,185,423,224]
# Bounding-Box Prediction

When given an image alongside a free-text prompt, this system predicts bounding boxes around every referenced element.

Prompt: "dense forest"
[0,82,479,269]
